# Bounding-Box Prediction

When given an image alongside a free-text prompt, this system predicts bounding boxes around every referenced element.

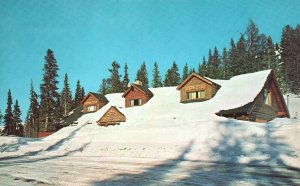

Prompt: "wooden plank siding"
[81,93,108,113]
[97,106,126,127]
[177,73,220,103]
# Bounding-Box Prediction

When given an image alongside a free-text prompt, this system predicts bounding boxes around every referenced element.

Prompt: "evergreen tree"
[212,47,221,78]
[136,62,149,87]
[39,49,61,132]
[199,57,207,76]
[108,61,123,93]
[99,79,109,95]
[182,63,189,81]
[0,109,3,127]
[81,87,85,100]
[61,73,73,116]
[4,89,13,135]
[74,80,83,107]
[236,35,247,75]
[222,47,231,79]
[245,19,261,72]
[25,81,39,138]
[189,68,195,75]
[229,38,237,77]
[164,61,180,86]
[122,63,130,90]
[207,49,213,77]
[13,100,23,136]
[152,62,163,88]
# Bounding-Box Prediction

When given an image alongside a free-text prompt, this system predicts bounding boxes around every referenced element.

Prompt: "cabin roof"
[122,84,154,98]
[177,72,221,90]
[80,92,108,104]
[97,106,126,123]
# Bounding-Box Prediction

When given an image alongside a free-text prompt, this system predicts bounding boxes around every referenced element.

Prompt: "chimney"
[134,80,143,86]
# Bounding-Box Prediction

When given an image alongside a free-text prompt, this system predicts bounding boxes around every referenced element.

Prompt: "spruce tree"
[39,49,60,132]
[81,87,85,100]
[152,62,163,88]
[136,62,149,87]
[164,69,172,87]
[236,35,247,75]
[99,79,109,95]
[229,38,237,77]
[207,49,213,77]
[122,63,130,90]
[212,47,221,79]
[74,80,83,107]
[0,109,3,127]
[182,63,189,81]
[199,57,207,76]
[108,61,123,93]
[222,47,231,79]
[164,61,180,86]
[4,89,13,135]
[61,73,73,116]
[13,100,22,136]
[25,81,39,138]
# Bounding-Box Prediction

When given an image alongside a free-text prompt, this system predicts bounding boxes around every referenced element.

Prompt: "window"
[87,105,96,112]
[130,99,142,106]
[263,89,272,106]
[186,91,206,100]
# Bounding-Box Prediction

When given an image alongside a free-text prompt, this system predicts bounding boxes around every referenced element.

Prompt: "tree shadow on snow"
[179,119,300,185]
[91,140,194,185]
[91,119,300,185]
[0,123,89,165]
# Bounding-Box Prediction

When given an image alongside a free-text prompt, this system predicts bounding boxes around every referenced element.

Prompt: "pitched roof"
[97,106,126,123]
[122,84,153,98]
[80,92,108,104]
[177,72,220,90]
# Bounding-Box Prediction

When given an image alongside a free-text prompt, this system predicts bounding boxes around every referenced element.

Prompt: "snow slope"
[1,70,299,170]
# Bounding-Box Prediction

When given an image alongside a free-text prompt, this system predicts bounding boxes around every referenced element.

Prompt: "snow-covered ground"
[1,71,300,185]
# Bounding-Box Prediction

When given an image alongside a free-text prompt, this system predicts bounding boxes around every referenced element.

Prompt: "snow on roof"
[211,70,272,112]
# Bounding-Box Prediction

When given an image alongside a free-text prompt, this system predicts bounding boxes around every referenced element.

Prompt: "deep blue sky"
[1,0,300,120]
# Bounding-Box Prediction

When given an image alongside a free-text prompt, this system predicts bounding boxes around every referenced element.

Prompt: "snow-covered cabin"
[97,106,126,127]
[216,70,289,122]
[177,72,221,103]
[122,81,153,107]
[80,92,108,113]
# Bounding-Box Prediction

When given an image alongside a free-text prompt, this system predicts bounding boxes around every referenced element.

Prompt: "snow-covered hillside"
[0,71,300,185]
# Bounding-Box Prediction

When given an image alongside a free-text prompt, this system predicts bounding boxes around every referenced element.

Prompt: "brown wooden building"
[217,70,289,122]
[122,81,153,108]
[177,72,221,103]
[97,106,126,127]
[81,92,108,113]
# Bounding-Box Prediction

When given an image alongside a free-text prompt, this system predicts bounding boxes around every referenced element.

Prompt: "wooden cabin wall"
[99,107,126,125]
[180,76,214,102]
[124,88,149,107]
[250,80,281,122]
[83,95,107,113]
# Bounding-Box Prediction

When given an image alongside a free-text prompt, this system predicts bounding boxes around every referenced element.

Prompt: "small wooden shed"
[217,70,289,122]
[122,81,153,108]
[97,106,126,127]
[81,92,108,113]
[177,72,221,103]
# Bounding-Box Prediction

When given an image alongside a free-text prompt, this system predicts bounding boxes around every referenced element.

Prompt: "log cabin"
[81,92,108,113]
[122,80,154,108]
[177,72,221,103]
[217,70,289,122]
[97,106,126,127]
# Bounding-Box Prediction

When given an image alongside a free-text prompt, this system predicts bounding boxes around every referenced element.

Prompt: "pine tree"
[4,89,13,135]
[25,81,39,138]
[212,47,221,79]
[13,100,23,136]
[222,47,231,79]
[199,57,207,76]
[164,61,180,86]
[245,19,261,73]
[236,35,247,75]
[99,79,109,95]
[61,73,73,116]
[39,49,60,132]
[152,62,163,88]
[81,87,85,101]
[0,109,3,127]
[122,63,130,90]
[74,80,83,107]
[229,38,237,76]
[182,63,189,81]
[108,61,123,93]
[136,62,149,87]
[207,49,213,77]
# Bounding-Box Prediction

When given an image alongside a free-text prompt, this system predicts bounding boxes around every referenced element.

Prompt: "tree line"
[1,49,85,137]
[1,19,299,137]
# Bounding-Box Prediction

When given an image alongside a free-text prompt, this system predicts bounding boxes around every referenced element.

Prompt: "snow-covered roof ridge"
[211,69,272,112]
